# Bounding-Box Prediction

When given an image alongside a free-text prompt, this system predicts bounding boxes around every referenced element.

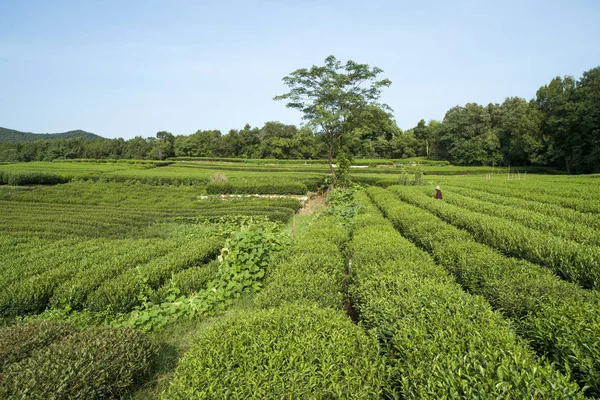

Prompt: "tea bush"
[255,215,348,310]
[88,237,223,312]
[205,180,308,195]
[0,320,76,372]
[389,185,600,289]
[164,304,389,399]
[0,170,68,185]
[437,186,600,246]
[441,184,600,231]
[0,327,155,399]
[0,239,179,317]
[151,260,220,302]
[443,178,600,213]
[191,206,295,223]
[368,186,600,395]
[350,192,583,398]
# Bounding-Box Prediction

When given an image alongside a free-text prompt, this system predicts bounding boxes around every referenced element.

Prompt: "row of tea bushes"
[464,175,600,202]
[165,214,392,398]
[58,158,174,166]
[88,237,223,312]
[0,321,155,399]
[191,206,296,223]
[434,187,600,246]
[169,156,398,165]
[349,191,583,398]
[170,156,332,164]
[0,195,300,240]
[150,260,220,303]
[389,185,600,289]
[198,196,303,212]
[205,180,309,195]
[77,173,210,186]
[175,161,329,174]
[0,181,302,213]
[0,170,68,185]
[0,237,95,286]
[164,304,388,399]
[442,184,600,232]
[0,238,180,317]
[0,199,196,239]
[78,166,320,192]
[368,186,600,396]
[82,173,314,193]
[254,215,347,310]
[444,178,600,214]
[0,161,317,193]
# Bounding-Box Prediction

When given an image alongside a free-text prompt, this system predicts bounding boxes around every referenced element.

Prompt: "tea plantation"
[0,160,599,398]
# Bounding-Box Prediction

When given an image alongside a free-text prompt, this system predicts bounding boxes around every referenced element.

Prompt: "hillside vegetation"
[0,127,102,143]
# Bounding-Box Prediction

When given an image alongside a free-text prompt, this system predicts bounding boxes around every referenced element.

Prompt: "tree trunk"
[328,136,336,185]
[565,158,571,174]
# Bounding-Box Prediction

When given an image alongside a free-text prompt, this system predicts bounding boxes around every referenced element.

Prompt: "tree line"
[413,65,600,173]
[1,64,598,173]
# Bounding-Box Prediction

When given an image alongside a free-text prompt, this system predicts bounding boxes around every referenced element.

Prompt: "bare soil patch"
[297,193,326,215]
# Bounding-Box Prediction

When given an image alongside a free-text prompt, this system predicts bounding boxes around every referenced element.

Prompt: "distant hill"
[0,127,104,143]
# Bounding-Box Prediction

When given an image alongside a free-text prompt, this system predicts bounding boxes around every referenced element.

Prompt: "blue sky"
[1,0,598,139]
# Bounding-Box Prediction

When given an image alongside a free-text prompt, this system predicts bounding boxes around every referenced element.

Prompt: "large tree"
[413,119,434,157]
[436,103,502,166]
[344,104,400,158]
[535,76,578,172]
[274,55,391,182]
[174,130,221,157]
[152,131,175,160]
[497,97,546,166]
[575,67,600,172]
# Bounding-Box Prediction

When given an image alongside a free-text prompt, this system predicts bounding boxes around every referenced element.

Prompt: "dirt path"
[297,193,326,215]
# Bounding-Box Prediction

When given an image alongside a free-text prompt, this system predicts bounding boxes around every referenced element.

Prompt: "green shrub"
[171,260,219,295]
[1,239,179,317]
[169,156,330,164]
[88,237,223,313]
[438,186,600,246]
[367,186,600,395]
[196,197,303,212]
[441,183,600,232]
[255,252,345,310]
[0,321,77,372]
[120,221,288,332]
[0,171,68,185]
[350,192,582,398]
[374,178,398,187]
[444,180,600,225]
[164,304,389,399]
[206,180,308,195]
[0,327,155,399]
[389,185,600,289]
[255,215,348,310]
[193,206,295,223]
[150,260,219,303]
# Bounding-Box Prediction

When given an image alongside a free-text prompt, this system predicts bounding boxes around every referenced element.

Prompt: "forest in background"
[1,65,598,173]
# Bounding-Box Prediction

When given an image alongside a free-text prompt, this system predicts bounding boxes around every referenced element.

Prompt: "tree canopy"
[274,55,391,181]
